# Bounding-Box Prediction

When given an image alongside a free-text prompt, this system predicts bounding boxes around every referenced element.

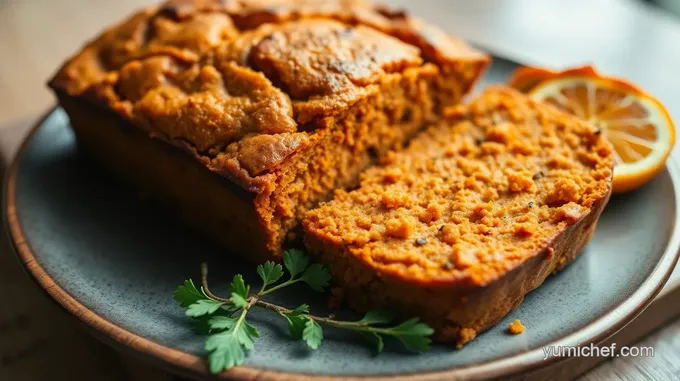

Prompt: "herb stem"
[246,296,259,310]
[200,262,232,304]
[201,263,391,335]
[258,278,303,297]
[254,299,391,333]
[234,306,248,331]
[200,260,406,337]
[176,251,434,373]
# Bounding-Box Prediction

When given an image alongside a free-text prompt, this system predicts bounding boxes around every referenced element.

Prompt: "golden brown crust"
[216,18,424,124]
[49,0,489,260]
[49,0,488,188]
[303,87,614,343]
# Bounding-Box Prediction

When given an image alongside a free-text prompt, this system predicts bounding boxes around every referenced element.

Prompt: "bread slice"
[48,0,488,262]
[303,87,614,346]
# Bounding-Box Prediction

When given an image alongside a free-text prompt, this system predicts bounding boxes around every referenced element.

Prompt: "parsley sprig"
[173,249,434,373]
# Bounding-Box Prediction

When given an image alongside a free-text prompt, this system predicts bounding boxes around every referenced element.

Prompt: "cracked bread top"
[49,0,488,192]
[303,87,614,287]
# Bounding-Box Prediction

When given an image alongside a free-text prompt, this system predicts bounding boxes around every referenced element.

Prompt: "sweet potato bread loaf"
[304,87,614,345]
[48,0,488,262]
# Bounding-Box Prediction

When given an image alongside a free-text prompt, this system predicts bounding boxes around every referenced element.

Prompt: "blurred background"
[647,0,680,16]
[1,0,680,380]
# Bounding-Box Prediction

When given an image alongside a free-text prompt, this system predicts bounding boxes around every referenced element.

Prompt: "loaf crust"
[49,0,489,260]
[303,87,614,345]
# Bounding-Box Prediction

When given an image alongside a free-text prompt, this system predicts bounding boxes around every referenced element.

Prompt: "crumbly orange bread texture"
[304,87,614,345]
[49,0,489,262]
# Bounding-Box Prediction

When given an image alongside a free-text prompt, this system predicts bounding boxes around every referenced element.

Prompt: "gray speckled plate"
[5,56,680,381]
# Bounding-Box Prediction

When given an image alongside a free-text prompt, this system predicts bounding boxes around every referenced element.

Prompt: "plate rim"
[4,107,680,381]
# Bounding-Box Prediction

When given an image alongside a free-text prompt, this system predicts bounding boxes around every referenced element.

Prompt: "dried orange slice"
[509,65,675,193]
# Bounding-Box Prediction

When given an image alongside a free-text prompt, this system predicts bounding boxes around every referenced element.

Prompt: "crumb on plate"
[508,319,525,334]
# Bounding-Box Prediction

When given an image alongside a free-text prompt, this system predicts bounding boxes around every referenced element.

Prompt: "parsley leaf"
[193,309,236,334]
[395,334,432,353]
[257,261,284,287]
[285,315,308,340]
[283,304,310,339]
[359,309,395,325]
[302,319,323,350]
[359,331,384,353]
[206,332,245,373]
[388,318,434,352]
[190,315,214,335]
[227,274,250,308]
[229,274,250,300]
[229,293,248,309]
[177,258,435,372]
[173,279,209,307]
[186,299,225,317]
[301,264,331,292]
[288,304,310,315]
[283,249,310,278]
[208,316,236,331]
[205,312,258,373]
[239,321,260,350]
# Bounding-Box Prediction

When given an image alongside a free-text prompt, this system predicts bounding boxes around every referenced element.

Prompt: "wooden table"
[2,1,680,380]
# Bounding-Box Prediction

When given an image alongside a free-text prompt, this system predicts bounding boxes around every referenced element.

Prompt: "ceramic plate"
[5,56,680,381]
